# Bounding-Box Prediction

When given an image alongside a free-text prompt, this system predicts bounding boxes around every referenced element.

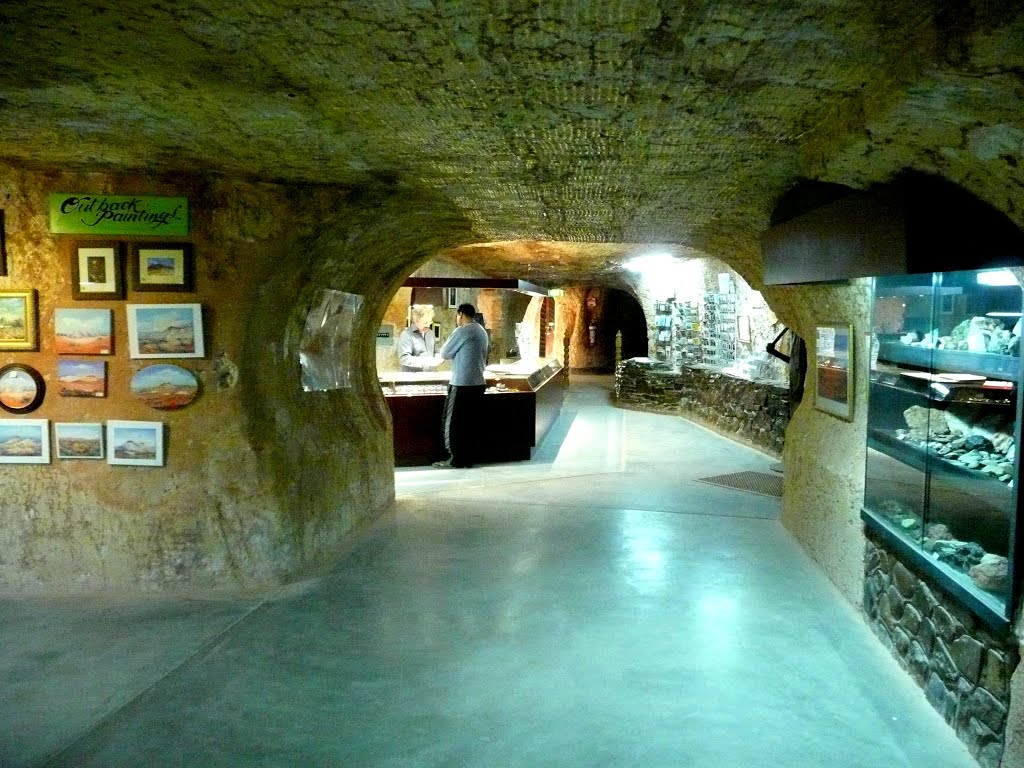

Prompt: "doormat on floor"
[697,471,784,498]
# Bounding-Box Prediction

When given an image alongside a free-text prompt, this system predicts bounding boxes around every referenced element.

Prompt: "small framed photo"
[814,324,854,422]
[0,418,50,463]
[126,303,204,358]
[736,315,751,344]
[58,360,106,398]
[54,422,104,460]
[0,289,38,351]
[71,242,124,300]
[107,420,164,466]
[54,308,113,355]
[130,243,194,292]
[0,363,45,413]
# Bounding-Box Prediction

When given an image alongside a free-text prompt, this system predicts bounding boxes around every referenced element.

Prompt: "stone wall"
[864,533,1020,768]
[614,358,788,456]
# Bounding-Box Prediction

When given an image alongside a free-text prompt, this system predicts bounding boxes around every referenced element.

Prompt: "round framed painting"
[0,363,46,413]
[130,364,199,410]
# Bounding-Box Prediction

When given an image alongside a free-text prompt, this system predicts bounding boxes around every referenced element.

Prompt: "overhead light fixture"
[977,269,1019,286]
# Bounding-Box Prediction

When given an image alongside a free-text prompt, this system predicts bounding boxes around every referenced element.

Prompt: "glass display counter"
[380,358,566,466]
[863,270,1022,626]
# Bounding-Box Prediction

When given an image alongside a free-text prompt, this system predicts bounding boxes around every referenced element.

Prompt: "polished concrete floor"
[0,376,980,767]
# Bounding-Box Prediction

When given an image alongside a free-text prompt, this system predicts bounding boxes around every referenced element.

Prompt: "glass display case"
[863,270,1022,624]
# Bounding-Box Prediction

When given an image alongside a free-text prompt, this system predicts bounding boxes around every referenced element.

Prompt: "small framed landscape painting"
[0,419,50,464]
[0,363,45,413]
[54,422,104,460]
[54,308,113,355]
[0,289,38,351]
[130,243,193,292]
[126,303,204,359]
[131,364,199,410]
[107,420,163,466]
[58,360,106,398]
[71,242,124,300]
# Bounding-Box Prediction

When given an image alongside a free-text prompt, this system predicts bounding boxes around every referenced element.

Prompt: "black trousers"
[442,384,485,467]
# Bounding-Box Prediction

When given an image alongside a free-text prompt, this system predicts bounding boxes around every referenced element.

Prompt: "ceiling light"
[977,269,1019,286]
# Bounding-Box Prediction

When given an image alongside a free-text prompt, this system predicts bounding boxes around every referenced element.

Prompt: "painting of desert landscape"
[0,420,49,463]
[139,249,183,284]
[54,308,112,355]
[58,360,106,398]
[131,364,198,410]
[0,367,40,411]
[107,420,163,466]
[55,423,103,459]
[127,304,204,358]
[0,295,29,344]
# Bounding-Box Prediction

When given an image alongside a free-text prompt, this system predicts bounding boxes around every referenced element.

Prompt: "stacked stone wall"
[614,358,788,456]
[864,533,1019,768]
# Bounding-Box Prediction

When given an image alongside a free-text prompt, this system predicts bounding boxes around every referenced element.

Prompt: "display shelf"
[868,429,1013,487]
[878,341,1020,378]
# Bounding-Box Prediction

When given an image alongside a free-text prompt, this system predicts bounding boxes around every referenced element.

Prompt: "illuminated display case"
[863,270,1023,626]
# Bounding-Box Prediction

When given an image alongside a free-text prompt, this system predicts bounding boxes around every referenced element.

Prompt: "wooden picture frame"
[130,242,194,292]
[71,241,124,300]
[0,418,50,464]
[814,324,854,421]
[54,422,104,460]
[107,420,164,466]
[0,363,45,413]
[126,303,205,359]
[0,289,38,351]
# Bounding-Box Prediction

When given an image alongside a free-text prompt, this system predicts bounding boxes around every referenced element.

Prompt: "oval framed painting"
[0,363,46,413]
[130,364,199,410]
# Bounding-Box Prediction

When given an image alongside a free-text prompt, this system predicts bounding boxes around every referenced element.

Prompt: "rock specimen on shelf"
[925,538,986,570]
[969,553,1009,592]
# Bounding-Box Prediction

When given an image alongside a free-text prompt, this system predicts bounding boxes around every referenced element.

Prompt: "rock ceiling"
[1,2,1023,286]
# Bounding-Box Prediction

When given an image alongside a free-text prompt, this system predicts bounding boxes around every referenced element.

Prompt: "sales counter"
[380,358,567,466]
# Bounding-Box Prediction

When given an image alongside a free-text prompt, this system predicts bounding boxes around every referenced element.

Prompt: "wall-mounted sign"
[49,194,188,236]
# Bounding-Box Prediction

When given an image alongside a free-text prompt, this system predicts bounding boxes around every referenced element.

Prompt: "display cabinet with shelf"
[863,270,1023,627]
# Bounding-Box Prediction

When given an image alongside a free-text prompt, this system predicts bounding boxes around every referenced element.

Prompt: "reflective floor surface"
[0,376,979,767]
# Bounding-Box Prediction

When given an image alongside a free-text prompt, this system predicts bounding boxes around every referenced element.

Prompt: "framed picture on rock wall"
[130,243,194,292]
[0,289,38,351]
[71,241,124,300]
[126,303,204,359]
[814,324,854,421]
[0,418,50,463]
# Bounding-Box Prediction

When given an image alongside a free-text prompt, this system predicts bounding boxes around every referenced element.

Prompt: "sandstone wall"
[0,164,471,593]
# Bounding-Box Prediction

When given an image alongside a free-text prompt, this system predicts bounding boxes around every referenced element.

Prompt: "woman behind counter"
[397,304,442,371]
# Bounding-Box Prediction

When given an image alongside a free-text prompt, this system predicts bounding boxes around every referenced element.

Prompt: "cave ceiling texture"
[2,1,1023,288]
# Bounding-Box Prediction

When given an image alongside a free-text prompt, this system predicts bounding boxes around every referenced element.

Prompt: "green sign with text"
[49,194,189,236]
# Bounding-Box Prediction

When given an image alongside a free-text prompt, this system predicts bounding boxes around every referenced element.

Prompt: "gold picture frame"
[814,324,854,421]
[0,289,38,351]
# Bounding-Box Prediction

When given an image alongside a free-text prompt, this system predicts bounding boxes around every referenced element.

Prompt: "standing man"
[397,305,440,372]
[434,303,489,469]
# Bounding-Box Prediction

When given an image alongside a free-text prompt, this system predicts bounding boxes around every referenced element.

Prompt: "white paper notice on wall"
[817,326,836,357]
[299,289,364,391]
[717,272,734,294]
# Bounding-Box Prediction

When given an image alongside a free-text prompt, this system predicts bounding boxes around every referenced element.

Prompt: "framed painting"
[814,324,854,421]
[54,308,113,355]
[130,243,194,292]
[0,419,50,464]
[107,420,164,466]
[131,364,199,410]
[0,363,45,413]
[0,289,38,351]
[71,241,124,300]
[54,422,104,460]
[58,359,106,398]
[126,303,204,359]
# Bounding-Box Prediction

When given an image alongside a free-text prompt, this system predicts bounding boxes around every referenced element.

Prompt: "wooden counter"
[381,360,567,466]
